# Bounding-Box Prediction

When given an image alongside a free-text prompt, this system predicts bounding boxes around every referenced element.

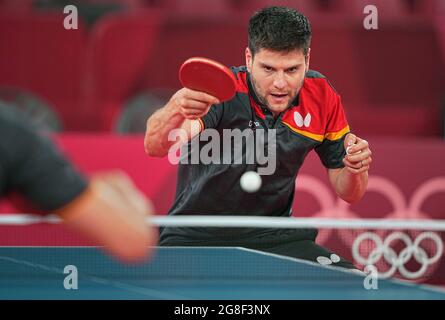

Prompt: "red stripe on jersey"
[235,71,249,94]
[249,95,266,120]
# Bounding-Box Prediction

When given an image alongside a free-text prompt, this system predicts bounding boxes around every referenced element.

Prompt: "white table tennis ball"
[240,171,262,193]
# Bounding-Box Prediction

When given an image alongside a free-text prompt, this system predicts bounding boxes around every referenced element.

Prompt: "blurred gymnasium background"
[0,0,444,285]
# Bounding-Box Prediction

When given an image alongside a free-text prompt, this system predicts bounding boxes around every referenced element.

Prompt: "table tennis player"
[0,102,157,263]
[145,6,372,269]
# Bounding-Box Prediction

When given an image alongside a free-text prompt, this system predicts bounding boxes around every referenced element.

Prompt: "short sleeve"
[199,103,224,129]
[315,93,350,169]
[0,108,88,211]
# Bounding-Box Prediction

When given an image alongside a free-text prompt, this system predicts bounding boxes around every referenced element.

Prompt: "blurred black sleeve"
[0,105,88,212]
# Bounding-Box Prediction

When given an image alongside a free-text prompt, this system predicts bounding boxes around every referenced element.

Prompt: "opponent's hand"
[171,88,220,120]
[342,133,372,174]
[58,171,158,263]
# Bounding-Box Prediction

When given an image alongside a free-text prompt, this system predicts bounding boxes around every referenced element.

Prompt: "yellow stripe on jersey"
[283,122,350,142]
[282,121,324,142]
[324,125,350,141]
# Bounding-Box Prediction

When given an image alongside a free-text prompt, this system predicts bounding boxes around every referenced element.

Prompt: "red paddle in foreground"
[179,57,237,102]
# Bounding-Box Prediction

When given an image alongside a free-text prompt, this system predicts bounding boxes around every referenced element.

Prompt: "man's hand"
[144,87,218,157]
[172,88,220,120]
[343,133,372,174]
[57,171,158,263]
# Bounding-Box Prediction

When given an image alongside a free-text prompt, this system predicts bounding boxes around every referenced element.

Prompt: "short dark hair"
[248,6,311,57]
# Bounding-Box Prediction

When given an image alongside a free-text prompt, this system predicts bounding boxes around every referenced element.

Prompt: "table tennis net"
[0,215,444,286]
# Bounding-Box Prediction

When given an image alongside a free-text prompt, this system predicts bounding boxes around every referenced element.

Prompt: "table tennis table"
[0,246,444,300]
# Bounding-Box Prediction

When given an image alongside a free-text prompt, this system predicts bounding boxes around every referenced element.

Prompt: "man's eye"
[264,66,273,72]
[287,67,298,73]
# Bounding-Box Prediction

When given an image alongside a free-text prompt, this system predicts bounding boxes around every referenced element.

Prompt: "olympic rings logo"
[294,175,445,280]
[352,231,443,279]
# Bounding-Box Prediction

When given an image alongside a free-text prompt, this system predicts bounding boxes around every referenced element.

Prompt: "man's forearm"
[144,101,186,157]
[144,88,216,157]
[334,168,368,203]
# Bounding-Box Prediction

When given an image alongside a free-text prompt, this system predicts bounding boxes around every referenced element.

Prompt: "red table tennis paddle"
[179,57,237,102]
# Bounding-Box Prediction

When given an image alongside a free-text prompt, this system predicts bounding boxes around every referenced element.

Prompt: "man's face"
[246,47,310,116]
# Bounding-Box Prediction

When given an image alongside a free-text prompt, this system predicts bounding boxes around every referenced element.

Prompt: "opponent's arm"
[56,171,157,263]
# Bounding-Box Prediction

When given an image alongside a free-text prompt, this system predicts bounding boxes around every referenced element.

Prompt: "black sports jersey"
[0,104,88,212]
[160,67,350,244]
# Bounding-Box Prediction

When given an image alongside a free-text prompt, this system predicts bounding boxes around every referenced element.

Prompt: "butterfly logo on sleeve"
[294,111,311,128]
